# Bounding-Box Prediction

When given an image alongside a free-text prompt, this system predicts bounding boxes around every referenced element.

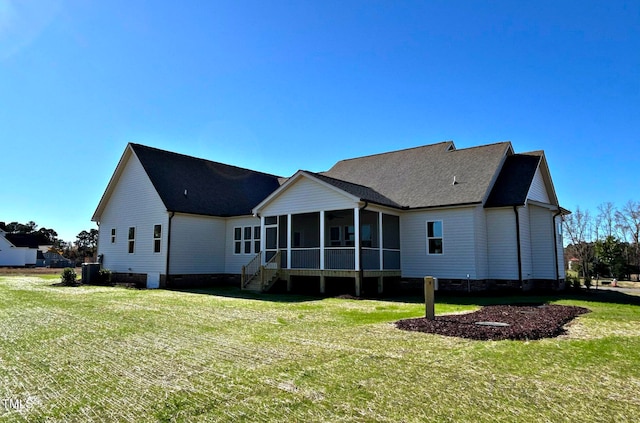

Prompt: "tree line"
[0,221,98,265]
[563,200,640,281]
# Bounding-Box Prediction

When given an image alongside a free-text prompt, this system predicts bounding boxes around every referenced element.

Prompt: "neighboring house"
[43,250,74,268]
[93,141,567,293]
[0,229,38,267]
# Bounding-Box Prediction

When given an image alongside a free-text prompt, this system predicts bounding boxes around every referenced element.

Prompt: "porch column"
[319,210,325,270]
[354,207,360,271]
[354,207,361,297]
[287,213,292,269]
[260,215,265,264]
[378,212,384,270]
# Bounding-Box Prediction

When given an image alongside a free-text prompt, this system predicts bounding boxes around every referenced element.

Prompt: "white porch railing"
[284,247,401,271]
[325,247,355,270]
[291,248,320,269]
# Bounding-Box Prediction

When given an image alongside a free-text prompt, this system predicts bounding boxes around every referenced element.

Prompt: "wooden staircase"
[241,251,281,292]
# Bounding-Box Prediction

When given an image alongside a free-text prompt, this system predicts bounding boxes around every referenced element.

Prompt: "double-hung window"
[427,221,443,254]
[128,227,136,254]
[234,226,260,254]
[153,225,162,253]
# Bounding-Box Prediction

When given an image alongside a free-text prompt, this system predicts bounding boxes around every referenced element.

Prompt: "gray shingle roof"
[322,141,512,208]
[484,154,541,207]
[131,144,282,217]
[307,171,403,208]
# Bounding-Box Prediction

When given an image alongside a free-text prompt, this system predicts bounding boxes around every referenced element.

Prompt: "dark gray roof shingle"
[322,141,512,208]
[484,154,541,207]
[131,144,281,217]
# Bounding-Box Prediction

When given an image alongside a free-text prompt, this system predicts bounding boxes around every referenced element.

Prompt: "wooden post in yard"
[424,276,435,320]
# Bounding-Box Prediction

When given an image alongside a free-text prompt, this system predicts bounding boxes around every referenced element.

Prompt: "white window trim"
[234,225,260,255]
[110,228,116,244]
[153,224,162,254]
[426,220,443,255]
[233,227,242,255]
[127,226,136,254]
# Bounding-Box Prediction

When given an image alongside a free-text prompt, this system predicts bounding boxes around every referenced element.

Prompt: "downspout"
[165,211,175,286]
[513,206,523,285]
[552,210,562,283]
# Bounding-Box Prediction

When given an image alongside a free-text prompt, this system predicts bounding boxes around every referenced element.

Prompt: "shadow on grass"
[432,289,640,308]
[167,285,323,303]
[168,285,640,307]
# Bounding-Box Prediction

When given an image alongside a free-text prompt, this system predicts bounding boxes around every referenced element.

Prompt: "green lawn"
[1,276,640,422]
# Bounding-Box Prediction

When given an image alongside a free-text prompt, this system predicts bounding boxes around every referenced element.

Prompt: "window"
[128,227,135,254]
[427,221,443,254]
[361,224,372,248]
[153,225,162,253]
[244,227,252,254]
[254,226,261,253]
[330,227,341,246]
[234,225,260,255]
[111,228,116,244]
[234,227,242,254]
[344,225,355,246]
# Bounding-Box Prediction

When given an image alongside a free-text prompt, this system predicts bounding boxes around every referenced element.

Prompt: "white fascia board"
[252,170,360,215]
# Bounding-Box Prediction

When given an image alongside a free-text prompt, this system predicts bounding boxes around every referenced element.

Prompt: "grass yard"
[1,277,640,422]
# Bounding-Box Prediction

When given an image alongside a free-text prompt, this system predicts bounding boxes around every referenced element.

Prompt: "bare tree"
[597,202,618,239]
[563,207,595,281]
[616,200,640,272]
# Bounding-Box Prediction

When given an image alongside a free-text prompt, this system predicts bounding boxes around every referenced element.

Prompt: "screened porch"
[260,208,401,272]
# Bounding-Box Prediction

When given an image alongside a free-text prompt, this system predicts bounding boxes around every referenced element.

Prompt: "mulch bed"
[396,304,590,341]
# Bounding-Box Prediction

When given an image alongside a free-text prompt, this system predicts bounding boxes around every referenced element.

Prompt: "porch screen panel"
[278,215,288,249]
[382,214,400,249]
[360,210,379,248]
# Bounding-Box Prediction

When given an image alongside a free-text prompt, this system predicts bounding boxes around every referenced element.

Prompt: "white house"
[92,141,567,293]
[0,229,38,267]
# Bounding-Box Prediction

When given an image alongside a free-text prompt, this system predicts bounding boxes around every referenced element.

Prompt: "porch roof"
[307,172,403,209]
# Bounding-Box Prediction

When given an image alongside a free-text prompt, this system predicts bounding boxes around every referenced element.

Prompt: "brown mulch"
[396,304,590,341]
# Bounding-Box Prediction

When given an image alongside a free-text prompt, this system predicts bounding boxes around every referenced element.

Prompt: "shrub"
[61,268,78,286]
[565,274,581,290]
[98,268,113,285]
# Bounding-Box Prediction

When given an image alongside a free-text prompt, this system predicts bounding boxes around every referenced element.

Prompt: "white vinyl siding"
[486,208,518,280]
[518,206,533,280]
[169,214,226,274]
[401,208,477,279]
[527,167,550,203]
[529,205,556,279]
[97,153,168,274]
[473,206,489,279]
[260,177,357,216]
[0,235,35,266]
[225,216,261,274]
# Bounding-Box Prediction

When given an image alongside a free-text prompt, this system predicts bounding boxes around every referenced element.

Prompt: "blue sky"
[1,0,638,242]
